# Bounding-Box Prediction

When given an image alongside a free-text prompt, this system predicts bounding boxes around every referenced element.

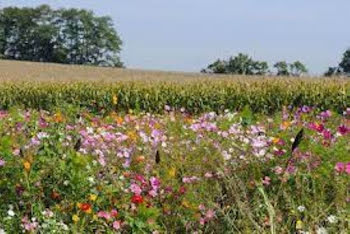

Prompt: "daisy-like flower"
[327,215,337,224]
[297,206,305,212]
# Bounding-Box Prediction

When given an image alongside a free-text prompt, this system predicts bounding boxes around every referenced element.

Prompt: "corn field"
[0,78,349,113]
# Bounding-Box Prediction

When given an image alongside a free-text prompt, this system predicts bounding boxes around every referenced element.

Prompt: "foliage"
[274,61,308,77]
[0,106,349,233]
[324,48,350,77]
[339,49,350,75]
[0,5,123,67]
[274,61,290,76]
[202,53,269,75]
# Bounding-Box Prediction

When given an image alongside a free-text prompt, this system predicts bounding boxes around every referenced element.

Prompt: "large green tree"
[274,61,308,76]
[339,49,350,74]
[202,53,269,75]
[0,5,123,67]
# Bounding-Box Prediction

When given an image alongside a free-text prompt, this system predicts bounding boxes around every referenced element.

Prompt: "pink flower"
[130,184,142,195]
[308,122,324,133]
[148,189,158,197]
[113,220,121,230]
[13,149,20,156]
[97,211,111,220]
[346,163,350,175]
[110,209,118,217]
[182,176,200,184]
[262,176,271,186]
[200,217,206,225]
[0,159,5,167]
[335,162,345,173]
[198,204,206,211]
[205,209,215,220]
[274,166,283,175]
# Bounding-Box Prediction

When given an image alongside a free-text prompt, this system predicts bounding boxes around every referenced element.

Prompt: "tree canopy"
[274,61,308,77]
[325,49,350,77]
[0,5,123,67]
[202,53,269,75]
[202,53,308,76]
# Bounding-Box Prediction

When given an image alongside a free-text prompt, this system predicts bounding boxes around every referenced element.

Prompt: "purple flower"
[150,177,161,191]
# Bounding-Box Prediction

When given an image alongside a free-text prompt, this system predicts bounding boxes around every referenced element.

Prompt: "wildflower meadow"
[0,104,349,233]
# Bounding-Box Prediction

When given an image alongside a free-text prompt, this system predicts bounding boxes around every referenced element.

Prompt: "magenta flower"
[338,125,349,135]
[335,162,345,173]
[150,177,161,190]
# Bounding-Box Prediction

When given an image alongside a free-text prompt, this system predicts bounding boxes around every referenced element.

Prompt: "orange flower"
[281,121,291,129]
[272,137,280,144]
[136,155,145,163]
[53,112,64,123]
[51,191,61,200]
[23,161,31,171]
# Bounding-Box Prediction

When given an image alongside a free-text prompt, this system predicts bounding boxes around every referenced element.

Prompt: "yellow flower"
[296,220,303,230]
[168,168,176,177]
[23,161,31,171]
[89,194,97,202]
[76,202,82,209]
[72,214,80,223]
[112,95,118,105]
[127,131,137,141]
[181,199,191,208]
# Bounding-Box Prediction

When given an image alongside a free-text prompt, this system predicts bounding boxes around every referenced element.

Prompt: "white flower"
[7,210,15,217]
[297,205,306,212]
[316,227,328,234]
[88,177,95,183]
[0,228,6,234]
[59,222,69,231]
[327,215,337,224]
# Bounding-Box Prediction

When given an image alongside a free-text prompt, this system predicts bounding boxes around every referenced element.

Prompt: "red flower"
[80,203,92,213]
[131,195,143,204]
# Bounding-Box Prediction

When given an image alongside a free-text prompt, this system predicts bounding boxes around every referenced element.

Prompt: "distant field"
[0,59,230,82]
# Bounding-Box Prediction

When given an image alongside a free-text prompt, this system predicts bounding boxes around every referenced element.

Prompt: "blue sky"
[1,0,349,74]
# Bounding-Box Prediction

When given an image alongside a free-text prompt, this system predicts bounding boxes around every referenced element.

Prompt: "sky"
[1,0,349,74]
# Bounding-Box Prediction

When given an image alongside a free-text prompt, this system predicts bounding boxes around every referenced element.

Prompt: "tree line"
[202,50,350,77]
[0,5,123,67]
[201,54,308,76]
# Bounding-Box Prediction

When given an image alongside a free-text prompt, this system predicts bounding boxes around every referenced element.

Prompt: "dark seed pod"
[74,138,81,151]
[292,128,304,152]
[155,150,160,164]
